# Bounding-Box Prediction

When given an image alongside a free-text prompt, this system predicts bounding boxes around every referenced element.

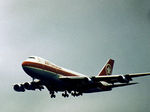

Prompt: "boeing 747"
[13,56,150,98]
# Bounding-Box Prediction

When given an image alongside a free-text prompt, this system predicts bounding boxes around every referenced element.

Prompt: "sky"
[0,0,150,112]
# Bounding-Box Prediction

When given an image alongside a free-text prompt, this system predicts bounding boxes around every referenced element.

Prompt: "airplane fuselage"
[22,56,102,92]
[14,56,150,98]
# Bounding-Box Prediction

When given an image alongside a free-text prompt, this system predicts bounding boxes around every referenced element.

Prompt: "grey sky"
[1,0,150,112]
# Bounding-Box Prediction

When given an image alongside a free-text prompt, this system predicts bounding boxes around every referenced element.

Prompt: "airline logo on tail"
[105,64,112,75]
[98,59,114,76]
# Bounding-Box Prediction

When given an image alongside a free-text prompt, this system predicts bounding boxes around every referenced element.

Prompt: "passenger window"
[45,61,50,65]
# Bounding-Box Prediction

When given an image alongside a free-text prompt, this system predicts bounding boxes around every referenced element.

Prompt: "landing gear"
[61,90,83,97]
[48,90,83,98]
[62,91,69,98]
[49,91,56,98]
[51,94,56,98]
[71,91,82,97]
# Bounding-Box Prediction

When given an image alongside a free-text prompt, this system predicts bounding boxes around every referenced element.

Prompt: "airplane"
[13,56,150,98]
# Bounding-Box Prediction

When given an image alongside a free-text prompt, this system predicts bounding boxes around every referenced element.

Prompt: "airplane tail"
[98,59,114,76]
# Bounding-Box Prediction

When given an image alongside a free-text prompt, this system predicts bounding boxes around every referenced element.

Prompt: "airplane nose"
[22,61,34,77]
[22,61,30,67]
[22,61,25,67]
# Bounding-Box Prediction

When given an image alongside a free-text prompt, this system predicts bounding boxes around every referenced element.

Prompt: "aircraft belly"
[83,88,102,93]
[23,66,60,81]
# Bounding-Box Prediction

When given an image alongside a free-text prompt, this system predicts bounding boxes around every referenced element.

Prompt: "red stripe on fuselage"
[22,61,78,77]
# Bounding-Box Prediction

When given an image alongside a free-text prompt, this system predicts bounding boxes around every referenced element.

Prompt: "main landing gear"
[49,91,83,98]
[61,91,83,98]
[62,91,69,98]
[71,91,82,97]
[49,91,56,98]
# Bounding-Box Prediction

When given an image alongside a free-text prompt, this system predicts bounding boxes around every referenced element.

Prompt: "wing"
[91,72,150,83]
[60,72,150,84]
[60,76,90,84]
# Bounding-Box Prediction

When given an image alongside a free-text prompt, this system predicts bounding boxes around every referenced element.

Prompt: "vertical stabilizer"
[98,59,114,76]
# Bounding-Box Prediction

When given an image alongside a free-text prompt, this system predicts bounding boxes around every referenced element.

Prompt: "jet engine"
[13,84,25,92]
[118,75,132,83]
[13,81,44,92]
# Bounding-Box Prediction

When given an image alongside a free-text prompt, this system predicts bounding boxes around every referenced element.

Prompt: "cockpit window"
[28,56,35,59]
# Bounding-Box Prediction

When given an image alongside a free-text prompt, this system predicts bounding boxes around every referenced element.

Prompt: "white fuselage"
[22,56,101,92]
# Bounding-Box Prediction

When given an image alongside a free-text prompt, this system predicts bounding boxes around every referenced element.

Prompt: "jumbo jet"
[13,56,150,98]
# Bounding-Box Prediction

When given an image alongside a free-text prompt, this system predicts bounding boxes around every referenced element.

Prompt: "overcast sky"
[1,0,150,112]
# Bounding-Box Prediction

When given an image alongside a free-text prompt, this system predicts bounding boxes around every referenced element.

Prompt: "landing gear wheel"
[66,94,69,97]
[49,91,56,98]
[51,94,56,98]
[62,91,69,98]
[71,92,75,97]
[71,91,83,97]
[62,93,65,97]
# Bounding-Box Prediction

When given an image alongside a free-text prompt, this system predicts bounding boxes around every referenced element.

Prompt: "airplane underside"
[14,66,112,98]
[13,56,150,98]
[14,81,112,98]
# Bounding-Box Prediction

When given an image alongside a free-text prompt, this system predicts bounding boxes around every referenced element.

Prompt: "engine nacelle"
[24,82,44,90]
[118,75,132,83]
[31,82,44,90]
[24,82,35,90]
[14,81,44,92]
[13,84,25,92]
